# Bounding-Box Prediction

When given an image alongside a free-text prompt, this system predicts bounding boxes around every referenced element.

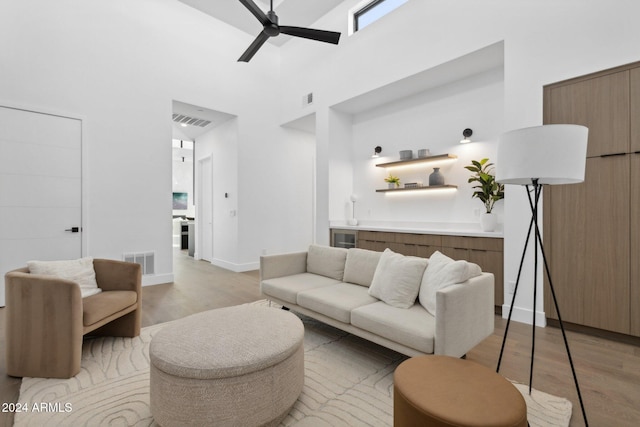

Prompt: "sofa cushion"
[343,248,382,287]
[261,273,341,304]
[418,251,482,316]
[368,249,428,309]
[351,301,435,354]
[297,283,379,323]
[82,290,137,326]
[27,257,102,298]
[307,244,348,281]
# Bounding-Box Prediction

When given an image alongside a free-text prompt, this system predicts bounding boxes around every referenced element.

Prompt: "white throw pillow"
[368,249,428,309]
[418,251,482,316]
[27,257,102,298]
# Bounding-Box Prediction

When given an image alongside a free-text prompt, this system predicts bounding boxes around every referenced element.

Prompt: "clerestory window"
[353,0,409,32]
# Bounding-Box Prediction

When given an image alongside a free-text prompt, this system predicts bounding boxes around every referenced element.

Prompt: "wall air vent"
[303,92,314,106]
[172,113,212,128]
[123,252,155,275]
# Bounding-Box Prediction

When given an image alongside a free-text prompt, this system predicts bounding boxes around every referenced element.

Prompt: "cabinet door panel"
[544,180,587,324]
[631,67,640,153]
[583,156,630,333]
[440,247,468,262]
[466,249,503,306]
[442,236,502,252]
[631,154,640,336]
[414,245,440,259]
[548,71,629,157]
[357,239,377,252]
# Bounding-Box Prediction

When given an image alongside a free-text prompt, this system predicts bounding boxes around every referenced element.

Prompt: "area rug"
[15,302,571,426]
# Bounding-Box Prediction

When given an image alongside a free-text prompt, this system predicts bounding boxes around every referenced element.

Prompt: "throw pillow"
[368,248,428,309]
[418,251,482,316]
[27,257,102,298]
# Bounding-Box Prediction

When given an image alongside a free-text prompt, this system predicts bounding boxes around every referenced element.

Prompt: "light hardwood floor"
[1,250,639,426]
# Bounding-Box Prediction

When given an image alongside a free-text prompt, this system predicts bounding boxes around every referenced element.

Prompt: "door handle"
[65,227,80,233]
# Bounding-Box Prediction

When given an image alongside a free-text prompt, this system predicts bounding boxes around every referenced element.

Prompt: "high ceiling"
[178,0,345,46]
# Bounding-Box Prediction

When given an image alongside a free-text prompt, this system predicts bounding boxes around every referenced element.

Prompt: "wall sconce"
[460,128,473,144]
[372,146,382,158]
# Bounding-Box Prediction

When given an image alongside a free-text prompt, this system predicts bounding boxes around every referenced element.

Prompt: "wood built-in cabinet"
[543,61,640,337]
[354,230,504,307]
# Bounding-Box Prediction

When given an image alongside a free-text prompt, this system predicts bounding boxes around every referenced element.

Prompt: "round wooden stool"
[394,355,527,427]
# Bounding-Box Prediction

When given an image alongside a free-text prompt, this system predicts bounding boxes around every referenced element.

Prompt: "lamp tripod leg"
[497,183,588,426]
[533,213,589,426]
[496,213,535,373]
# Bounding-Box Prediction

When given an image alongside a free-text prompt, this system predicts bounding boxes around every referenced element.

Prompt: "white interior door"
[0,106,82,306]
[198,156,213,262]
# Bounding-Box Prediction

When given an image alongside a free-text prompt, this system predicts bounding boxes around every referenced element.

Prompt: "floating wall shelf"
[375,153,457,168]
[376,185,457,193]
[375,153,458,193]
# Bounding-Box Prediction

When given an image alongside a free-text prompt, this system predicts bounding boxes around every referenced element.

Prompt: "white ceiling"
[178,0,345,46]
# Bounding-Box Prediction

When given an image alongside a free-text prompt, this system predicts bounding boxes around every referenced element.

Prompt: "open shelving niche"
[375,153,458,193]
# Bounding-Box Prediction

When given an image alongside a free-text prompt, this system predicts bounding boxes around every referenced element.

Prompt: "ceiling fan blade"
[238,31,270,62]
[279,26,341,44]
[239,0,270,26]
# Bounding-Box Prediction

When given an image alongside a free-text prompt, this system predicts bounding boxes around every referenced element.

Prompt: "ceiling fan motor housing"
[265,11,280,36]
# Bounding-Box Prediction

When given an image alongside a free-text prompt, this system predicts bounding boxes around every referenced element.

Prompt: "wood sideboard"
[331,228,504,310]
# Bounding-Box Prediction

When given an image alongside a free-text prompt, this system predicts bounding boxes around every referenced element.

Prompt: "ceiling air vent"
[172,113,212,128]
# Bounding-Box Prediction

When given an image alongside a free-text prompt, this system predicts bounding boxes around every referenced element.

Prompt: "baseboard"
[210,258,259,273]
[142,273,173,287]
[501,304,547,327]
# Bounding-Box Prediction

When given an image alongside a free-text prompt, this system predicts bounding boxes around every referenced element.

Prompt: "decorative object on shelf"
[428,168,445,186]
[496,124,589,426]
[384,174,400,188]
[404,182,422,189]
[417,149,430,158]
[399,150,413,160]
[460,128,473,144]
[465,158,504,231]
[348,194,358,226]
[371,146,382,158]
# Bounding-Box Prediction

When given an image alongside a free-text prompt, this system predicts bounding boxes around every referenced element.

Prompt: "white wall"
[194,118,239,268]
[277,0,640,324]
[351,67,504,225]
[0,0,295,282]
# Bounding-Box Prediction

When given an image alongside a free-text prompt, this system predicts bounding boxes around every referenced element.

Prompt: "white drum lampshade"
[496,124,589,186]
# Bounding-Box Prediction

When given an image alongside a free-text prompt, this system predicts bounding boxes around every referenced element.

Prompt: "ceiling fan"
[238,0,341,62]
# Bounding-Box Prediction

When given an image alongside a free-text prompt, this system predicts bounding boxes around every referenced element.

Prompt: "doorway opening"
[171,100,235,264]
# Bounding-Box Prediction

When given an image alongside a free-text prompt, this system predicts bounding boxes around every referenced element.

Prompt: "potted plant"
[384,174,400,189]
[465,158,504,231]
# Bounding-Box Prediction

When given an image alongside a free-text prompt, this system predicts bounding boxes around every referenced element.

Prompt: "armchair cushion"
[82,290,138,326]
[27,257,101,298]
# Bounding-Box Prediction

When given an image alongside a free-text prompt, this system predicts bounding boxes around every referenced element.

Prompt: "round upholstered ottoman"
[394,355,527,427]
[149,305,304,427]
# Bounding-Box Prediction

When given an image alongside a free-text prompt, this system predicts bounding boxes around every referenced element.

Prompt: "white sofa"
[260,244,495,358]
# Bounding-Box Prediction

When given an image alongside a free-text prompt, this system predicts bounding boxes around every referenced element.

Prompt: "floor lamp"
[495,124,589,426]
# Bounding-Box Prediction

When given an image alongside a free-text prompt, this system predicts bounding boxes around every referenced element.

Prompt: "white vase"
[480,212,497,232]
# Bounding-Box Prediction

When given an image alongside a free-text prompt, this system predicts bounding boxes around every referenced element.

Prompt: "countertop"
[329,221,503,238]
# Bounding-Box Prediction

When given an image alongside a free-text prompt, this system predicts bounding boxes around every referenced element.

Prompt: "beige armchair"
[4,259,141,379]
